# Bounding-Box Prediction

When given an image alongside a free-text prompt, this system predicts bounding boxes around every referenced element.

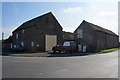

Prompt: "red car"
[52,41,77,53]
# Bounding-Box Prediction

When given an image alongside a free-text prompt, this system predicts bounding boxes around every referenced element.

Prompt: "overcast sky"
[1,1,119,39]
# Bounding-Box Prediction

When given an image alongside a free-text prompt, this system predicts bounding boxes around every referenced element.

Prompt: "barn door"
[45,35,57,51]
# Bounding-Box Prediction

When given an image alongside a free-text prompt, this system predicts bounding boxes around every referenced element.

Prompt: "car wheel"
[70,50,73,53]
[63,49,66,54]
[59,51,61,53]
[52,48,56,53]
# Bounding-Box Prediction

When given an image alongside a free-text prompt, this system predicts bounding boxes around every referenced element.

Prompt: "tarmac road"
[2,50,118,78]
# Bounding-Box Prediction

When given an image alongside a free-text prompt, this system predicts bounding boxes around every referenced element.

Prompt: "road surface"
[2,50,118,78]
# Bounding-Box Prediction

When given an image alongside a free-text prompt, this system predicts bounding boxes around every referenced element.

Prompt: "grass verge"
[100,47,120,53]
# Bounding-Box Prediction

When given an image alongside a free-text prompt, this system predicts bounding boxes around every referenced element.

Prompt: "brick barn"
[74,20,119,52]
[12,12,63,52]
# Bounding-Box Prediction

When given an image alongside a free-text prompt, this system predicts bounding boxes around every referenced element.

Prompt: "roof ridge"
[84,20,117,36]
[24,12,52,24]
[85,20,107,30]
[13,12,53,32]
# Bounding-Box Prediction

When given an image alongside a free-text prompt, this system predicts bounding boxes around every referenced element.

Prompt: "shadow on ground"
[2,51,25,56]
[2,50,98,57]
[47,52,95,57]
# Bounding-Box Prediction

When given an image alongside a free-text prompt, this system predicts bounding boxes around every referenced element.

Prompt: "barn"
[12,12,63,52]
[74,20,119,52]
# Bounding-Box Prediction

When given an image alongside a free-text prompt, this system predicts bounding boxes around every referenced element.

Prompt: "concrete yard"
[2,50,118,78]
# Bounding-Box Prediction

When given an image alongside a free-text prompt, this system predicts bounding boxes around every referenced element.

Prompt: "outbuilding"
[12,12,63,52]
[74,20,119,52]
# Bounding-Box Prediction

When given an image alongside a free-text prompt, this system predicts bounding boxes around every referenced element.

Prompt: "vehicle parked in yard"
[11,45,24,52]
[52,41,77,53]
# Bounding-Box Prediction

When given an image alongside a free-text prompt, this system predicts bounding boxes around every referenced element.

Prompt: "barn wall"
[13,26,40,52]
[12,13,63,52]
[96,31,118,51]
[106,34,118,48]
[2,43,11,50]
[96,31,107,50]
[74,21,119,52]
[74,21,97,52]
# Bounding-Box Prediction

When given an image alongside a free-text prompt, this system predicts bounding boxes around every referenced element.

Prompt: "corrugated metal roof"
[85,20,118,36]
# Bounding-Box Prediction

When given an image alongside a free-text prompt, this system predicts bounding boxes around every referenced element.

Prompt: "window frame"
[77,29,83,38]
[31,41,34,47]
[16,33,18,39]
[21,42,24,47]
[22,30,24,33]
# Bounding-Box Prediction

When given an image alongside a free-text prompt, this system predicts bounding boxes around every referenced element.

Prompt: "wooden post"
[2,32,4,40]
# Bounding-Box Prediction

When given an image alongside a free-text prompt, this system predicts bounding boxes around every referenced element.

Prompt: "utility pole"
[2,32,4,41]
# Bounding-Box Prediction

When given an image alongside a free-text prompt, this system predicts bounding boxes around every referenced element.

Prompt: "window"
[31,42,34,47]
[63,42,70,46]
[10,43,12,48]
[16,34,18,39]
[22,30,24,33]
[70,42,76,46]
[21,42,24,47]
[77,29,83,38]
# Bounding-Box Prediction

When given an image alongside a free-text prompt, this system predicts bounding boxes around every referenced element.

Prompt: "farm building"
[12,12,63,52]
[74,20,119,52]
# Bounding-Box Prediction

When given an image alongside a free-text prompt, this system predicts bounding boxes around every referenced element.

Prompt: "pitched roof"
[13,12,62,32]
[84,20,117,36]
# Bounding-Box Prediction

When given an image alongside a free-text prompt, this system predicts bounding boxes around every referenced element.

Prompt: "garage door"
[45,35,57,51]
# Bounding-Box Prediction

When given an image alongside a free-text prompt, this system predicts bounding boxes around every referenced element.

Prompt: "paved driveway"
[2,50,118,78]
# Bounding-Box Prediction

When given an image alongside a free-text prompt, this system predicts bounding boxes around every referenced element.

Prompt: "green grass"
[100,47,120,53]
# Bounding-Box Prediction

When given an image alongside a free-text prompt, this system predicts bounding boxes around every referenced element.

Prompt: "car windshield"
[63,42,70,46]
